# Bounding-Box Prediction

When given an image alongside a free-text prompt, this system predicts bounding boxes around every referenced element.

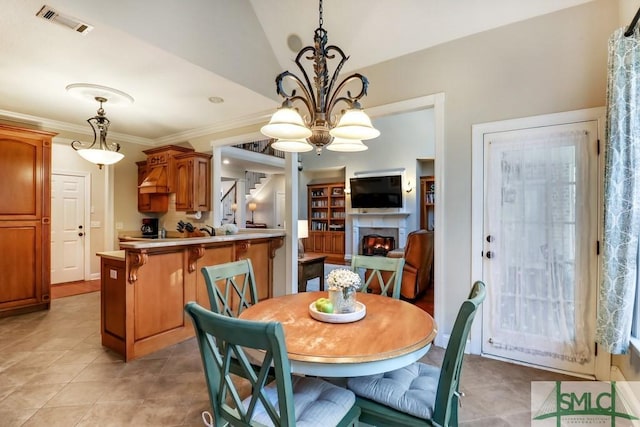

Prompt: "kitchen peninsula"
[98,230,285,361]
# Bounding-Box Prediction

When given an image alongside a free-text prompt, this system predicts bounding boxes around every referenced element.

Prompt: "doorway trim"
[52,169,92,281]
[471,106,609,378]
[367,93,446,347]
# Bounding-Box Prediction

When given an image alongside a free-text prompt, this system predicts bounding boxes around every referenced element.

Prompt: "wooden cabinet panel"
[0,222,41,308]
[0,125,54,318]
[134,252,185,340]
[238,240,272,301]
[195,244,235,308]
[101,257,126,340]
[174,152,211,212]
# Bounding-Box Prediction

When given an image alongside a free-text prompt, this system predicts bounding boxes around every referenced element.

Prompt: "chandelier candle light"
[261,0,380,155]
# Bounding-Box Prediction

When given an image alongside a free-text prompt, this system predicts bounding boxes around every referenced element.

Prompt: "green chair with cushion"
[351,254,405,299]
[185,302,361,427]
[347,281,486,427]
[201,259,258,318]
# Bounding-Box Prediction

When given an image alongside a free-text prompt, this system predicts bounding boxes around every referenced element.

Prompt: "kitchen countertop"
[118,229,285,250]
[96,250,125,261]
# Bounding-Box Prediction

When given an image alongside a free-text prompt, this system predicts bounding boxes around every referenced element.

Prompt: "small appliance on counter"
[141,218,159,238]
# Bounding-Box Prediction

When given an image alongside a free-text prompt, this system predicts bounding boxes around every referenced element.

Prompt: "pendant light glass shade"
[271,138,314,152]
[76,148,124,166]
[325,137,368,152]
[329,108,380,140]
[261,107,312,140]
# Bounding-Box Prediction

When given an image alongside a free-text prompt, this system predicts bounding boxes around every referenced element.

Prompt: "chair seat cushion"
[347,362,440,420]
[244,375,356,427]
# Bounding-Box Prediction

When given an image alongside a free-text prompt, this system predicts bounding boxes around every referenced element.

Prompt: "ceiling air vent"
[36,5,93,35]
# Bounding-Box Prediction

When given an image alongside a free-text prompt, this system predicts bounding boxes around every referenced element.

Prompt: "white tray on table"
[308,301,366,323]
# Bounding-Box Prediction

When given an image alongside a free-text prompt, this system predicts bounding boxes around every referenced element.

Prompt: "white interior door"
[51,173,86,284]
[481,121,599,376]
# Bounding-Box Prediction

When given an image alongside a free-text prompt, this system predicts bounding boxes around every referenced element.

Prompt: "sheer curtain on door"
[596,27,640,354]
[486,130,593,364]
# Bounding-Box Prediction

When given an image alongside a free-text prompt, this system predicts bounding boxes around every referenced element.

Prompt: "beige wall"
[304,0,616,336]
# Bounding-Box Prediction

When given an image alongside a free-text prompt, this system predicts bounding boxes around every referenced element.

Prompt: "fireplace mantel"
[349,212,410,218]
[349,211,410,257]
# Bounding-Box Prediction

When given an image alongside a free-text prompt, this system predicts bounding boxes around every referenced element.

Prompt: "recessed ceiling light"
[223,159,230,164]
[208,96,224,104]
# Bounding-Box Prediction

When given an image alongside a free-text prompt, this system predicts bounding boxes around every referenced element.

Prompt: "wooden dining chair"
[185,302,361,427]
[347,281,486,427]
[351,254,405,299]
[201,259,258,318]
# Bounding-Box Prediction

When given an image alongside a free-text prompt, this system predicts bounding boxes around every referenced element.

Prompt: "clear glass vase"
[329,286,357,313]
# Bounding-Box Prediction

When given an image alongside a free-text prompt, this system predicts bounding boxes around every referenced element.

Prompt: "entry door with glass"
[481,121,599,376]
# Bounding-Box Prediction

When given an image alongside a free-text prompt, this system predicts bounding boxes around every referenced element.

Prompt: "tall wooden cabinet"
[420,176,435,231]
[305,182,345,262]
[0,124,56,317]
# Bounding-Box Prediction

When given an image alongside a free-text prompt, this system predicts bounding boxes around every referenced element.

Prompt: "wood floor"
[51,280,101,299]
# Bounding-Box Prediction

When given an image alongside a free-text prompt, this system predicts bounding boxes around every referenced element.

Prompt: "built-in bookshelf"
[305,182,345,262]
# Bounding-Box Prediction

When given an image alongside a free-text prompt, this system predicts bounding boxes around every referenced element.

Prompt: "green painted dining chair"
[185,302,361,427]
[201,259,258,318]
[347,281,486,427]
[350,254,405,299]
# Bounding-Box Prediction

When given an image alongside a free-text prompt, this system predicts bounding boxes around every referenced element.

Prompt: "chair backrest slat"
[186,302,297,426]
[201,259,259,317]
[433,280,486,426]
[350,255,405,299]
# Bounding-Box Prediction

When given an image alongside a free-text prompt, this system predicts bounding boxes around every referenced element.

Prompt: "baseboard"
[89,273,100,281]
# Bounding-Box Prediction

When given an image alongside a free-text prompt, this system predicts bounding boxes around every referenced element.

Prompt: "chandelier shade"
[326,137,368,152]
[70,96,124,169]
[262,0,379,155]
[260,107,312,140]
[271,138,314,153]
[330,108,381,140]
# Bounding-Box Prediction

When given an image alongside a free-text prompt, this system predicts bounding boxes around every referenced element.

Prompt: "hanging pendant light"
[71,96,123,169]
[261,0,380,155]
[67,83,133,169]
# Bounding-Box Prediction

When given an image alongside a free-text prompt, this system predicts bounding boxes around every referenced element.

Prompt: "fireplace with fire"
[361,234,395,256]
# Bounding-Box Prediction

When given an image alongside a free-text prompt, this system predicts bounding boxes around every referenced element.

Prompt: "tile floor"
[0,291,579,426]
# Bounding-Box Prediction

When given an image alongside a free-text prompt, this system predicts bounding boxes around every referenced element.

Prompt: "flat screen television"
[349,175,403,208]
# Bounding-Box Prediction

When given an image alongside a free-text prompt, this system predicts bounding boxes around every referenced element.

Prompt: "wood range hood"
[138,145,194,194]
[139,166,169,194]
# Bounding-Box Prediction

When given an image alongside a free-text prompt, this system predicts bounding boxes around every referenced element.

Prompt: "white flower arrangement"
[222,223,238,235]
[326,268,361,291]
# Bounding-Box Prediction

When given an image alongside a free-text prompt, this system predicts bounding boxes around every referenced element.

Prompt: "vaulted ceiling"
[0,0,593,146]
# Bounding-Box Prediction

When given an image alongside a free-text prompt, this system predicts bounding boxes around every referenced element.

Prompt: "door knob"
[486,251,494,259]
[78,232,84,237]
[486,235,494,242]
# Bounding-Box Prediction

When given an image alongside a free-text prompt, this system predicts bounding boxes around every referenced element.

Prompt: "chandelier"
[66,83,133,169]
[261,0,380,155]
[71,96,124,169]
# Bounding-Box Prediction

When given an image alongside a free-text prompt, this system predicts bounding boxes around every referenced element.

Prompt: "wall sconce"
[405,180,414,193]
[297,220,309,258]
[248,202,257,223]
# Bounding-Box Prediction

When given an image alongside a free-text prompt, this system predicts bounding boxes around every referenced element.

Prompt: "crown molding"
[0,108,155,146]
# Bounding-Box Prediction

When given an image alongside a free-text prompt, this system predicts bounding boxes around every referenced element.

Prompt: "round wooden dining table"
[239,291,437,377]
